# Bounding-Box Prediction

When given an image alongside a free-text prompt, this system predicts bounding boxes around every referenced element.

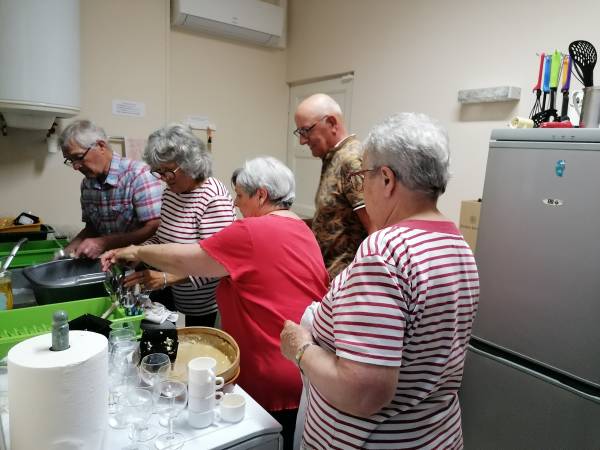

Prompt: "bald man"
[294,94,371,278]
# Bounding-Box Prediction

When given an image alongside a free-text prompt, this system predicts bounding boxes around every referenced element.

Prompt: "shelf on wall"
[458,86,521,104]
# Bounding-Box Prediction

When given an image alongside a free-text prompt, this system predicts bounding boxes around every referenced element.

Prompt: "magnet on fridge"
[555,160,566,177]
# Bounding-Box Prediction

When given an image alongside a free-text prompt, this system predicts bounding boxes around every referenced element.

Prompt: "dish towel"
[142,301,178,324]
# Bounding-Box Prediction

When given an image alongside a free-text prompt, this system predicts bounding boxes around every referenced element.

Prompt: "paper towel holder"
[50,310,70,351]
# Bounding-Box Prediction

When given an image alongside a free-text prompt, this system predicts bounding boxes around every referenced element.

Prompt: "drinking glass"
[109,327,136,350]
[154,380,188,450]
[121,388,154,450]
[109,341,140,416]
[109,363,141,429]
[0,360,7,414]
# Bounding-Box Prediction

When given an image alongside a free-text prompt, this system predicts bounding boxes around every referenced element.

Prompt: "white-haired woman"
[121,123,235,327]
[102,156,329,450]
[281,113,480,450]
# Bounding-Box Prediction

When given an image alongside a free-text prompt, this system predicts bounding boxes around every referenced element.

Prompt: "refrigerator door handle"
[468,343,600,404]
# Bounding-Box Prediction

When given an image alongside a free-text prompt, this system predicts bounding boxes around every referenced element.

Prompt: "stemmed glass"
[121,388,154,450]
[139,352,171,423]
[154,380,188,450]
[140,353,171,397]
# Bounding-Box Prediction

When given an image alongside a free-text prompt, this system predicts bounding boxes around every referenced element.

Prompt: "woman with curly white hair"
[122,123,235,327]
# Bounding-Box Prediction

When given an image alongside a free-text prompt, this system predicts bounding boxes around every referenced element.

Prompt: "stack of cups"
[187,357,224,428]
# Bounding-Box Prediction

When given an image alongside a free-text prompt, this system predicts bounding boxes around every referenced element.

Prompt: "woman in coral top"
[102,156,329,450]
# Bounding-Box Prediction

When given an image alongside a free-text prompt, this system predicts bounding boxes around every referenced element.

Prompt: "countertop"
[0,381,282,450]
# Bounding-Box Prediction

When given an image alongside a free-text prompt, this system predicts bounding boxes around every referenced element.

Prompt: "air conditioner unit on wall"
[171,0,286,49]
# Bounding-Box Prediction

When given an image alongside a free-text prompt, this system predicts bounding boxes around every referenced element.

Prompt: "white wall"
[0,0,288,234]
[286,0,600,222]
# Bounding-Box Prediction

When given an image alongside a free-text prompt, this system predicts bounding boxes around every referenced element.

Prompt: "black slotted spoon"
[568,40,597,87]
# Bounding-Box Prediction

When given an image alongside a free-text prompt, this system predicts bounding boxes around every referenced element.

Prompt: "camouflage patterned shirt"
[312,135,367,278]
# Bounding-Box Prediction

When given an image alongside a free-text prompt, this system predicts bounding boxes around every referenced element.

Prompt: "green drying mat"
[0,296,143,358]
[0,239,70,269]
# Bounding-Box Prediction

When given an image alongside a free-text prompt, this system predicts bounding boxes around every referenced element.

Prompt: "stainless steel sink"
[9,267,36,308]
[22,258,107,304]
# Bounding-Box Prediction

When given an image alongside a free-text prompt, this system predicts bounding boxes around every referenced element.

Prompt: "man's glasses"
[63,143,96,167]
[293,116,328,138]
[150,166,181,182]
[347,167,378,192]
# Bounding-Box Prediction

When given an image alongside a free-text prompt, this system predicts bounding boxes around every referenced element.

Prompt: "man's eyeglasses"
[150,166,181,182]
[293,116,328,138]
[347,167,378,192]
[63,143,96,167]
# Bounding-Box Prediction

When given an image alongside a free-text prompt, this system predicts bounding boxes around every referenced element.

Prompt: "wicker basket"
[171,326,240,385]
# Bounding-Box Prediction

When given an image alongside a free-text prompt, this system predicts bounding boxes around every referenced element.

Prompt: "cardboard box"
[459,200,481,251]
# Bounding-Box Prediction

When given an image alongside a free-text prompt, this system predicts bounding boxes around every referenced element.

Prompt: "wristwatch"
[295,342,316,370]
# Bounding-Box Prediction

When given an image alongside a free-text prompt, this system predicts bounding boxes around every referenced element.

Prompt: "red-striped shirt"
[305,220,479,450]
[145,177,235,316]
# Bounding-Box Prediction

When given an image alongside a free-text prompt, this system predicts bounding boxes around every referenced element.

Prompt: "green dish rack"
[0,239,70,269]
[0,296,143,358]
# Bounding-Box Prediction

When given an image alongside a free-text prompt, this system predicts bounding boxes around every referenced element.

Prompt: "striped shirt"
[145,177,235,316]
[81,153,163,235]
[304,220,479,450]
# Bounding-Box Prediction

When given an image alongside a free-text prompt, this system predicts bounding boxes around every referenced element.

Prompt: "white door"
[287,74,354,218]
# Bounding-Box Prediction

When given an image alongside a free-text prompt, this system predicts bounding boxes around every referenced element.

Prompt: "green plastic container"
[0,296,143,358]
[0,239,70,269]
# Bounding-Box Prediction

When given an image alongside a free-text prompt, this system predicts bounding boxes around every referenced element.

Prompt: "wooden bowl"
[170,326,240,385]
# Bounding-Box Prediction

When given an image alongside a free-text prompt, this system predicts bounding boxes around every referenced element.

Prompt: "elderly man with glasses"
[59,119,162,259]
[294,93,372,278]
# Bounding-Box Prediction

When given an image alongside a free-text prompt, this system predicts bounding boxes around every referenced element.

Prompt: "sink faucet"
[1,238,28,272]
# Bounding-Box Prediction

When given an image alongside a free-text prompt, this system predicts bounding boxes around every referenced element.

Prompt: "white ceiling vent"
[171,0,286,49]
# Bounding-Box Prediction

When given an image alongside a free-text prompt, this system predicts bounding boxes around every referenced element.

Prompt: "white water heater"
[0,0,80,131]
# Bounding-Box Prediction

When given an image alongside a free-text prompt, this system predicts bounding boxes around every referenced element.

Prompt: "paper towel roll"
[8,331,108,450]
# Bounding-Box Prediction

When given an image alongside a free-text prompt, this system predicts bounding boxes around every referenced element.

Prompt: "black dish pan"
[23,258,107,304]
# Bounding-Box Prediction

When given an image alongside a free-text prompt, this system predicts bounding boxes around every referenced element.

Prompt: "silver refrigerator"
[460,128,600,449]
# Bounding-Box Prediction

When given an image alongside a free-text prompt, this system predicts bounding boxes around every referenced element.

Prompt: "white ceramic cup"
[188,391,223,412]
[219,393,246,423]
[188,357,219,383]
[188,408,215,429]
[188,376,224,397]
[188,357,224,398]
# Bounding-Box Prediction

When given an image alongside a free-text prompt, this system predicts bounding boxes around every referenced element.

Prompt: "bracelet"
[162,272,167,290]
[295,342,316,372]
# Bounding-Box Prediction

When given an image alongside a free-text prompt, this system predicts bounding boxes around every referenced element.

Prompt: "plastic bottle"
[0,271,13,310]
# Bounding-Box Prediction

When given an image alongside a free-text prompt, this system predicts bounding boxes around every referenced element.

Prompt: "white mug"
[188,375,224,393]
[188,357,225,383]
[188,408,215,428]
[219,393,246,423]
[188,391,223,412]
[188,357,224,397]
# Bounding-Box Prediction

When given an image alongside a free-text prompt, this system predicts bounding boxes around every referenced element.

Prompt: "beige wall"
[286,0,600,222]
[2,0,600,232]
[0,0,288,234]
[169,29,288,189]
